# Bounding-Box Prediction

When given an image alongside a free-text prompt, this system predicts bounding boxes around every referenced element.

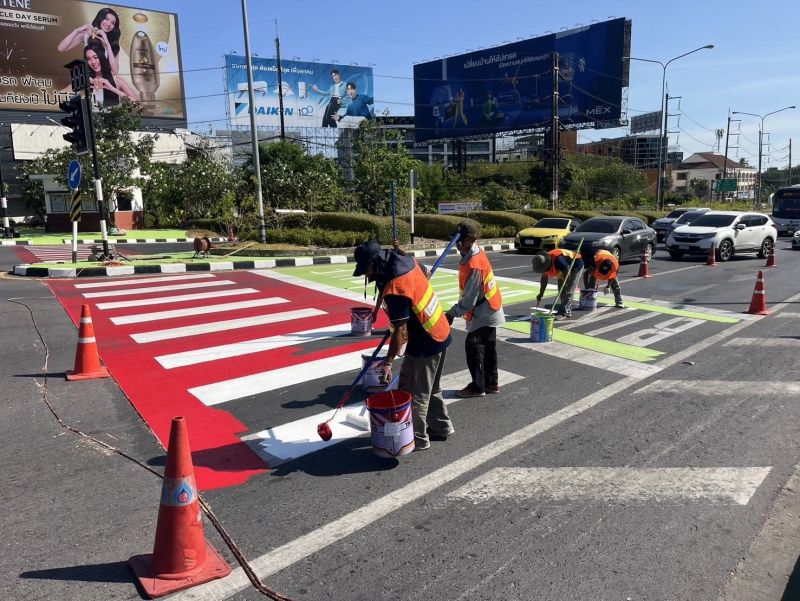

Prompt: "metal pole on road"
[0,147,10,239]
[623,44,714,210]
[241,0,267,244]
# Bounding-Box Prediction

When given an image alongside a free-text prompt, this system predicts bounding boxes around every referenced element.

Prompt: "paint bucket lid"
[362,350,387,361]
[351,307,373,316]
[366,390,412,410]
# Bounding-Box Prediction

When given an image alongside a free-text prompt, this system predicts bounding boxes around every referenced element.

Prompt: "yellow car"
[514,217,582,253]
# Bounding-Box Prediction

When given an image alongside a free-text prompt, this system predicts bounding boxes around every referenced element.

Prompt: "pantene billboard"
[0,0,185,118]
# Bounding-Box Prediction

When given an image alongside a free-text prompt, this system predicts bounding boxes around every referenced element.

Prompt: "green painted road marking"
[595,297,740,323]
[502,321,665,363]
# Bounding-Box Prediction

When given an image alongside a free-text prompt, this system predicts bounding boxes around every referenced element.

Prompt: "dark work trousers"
[465,325,498,393]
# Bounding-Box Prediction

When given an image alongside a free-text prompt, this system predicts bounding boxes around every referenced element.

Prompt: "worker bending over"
[584,248,625,309]
[531,248,584,320]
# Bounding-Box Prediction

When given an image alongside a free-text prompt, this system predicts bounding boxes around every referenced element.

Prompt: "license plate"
[523,238,534,245]
[678,244,690,250]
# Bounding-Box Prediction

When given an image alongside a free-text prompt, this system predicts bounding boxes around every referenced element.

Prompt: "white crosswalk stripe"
[75,273,216,289]
[110,297,289,325]
[634,380,800,396]
[83,279,237,298]
[95,287,259,310]
[724,337,800,347]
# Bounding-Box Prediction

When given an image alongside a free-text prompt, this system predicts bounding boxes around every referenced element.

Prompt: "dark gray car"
[559,216,657,262]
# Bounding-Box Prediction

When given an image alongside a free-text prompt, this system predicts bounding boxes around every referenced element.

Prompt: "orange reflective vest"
[382,260,451,342]
[544,248,577,279]
[458,247,502,321]
[592,249,619,281]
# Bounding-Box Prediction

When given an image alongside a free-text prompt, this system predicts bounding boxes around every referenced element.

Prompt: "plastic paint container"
[366,390,414,457]
[361,351,398,392]
[350,307,373,336]
[579,288,599,311]
[530,311,554,343]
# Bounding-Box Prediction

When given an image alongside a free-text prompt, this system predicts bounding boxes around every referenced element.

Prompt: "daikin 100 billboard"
[413,18,630,143]
[0,0,185,119]
[225,55,374,129]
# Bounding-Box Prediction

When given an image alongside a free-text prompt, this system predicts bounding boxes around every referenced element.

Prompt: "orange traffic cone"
[129,417,231,598]
[745,271,770,315]
[66,305,111,381]
[706,242,717,267]
[765,243,777,268]
[636,249,652,278]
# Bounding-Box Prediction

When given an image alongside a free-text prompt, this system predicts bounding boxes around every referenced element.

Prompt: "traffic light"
[58,95,90,155]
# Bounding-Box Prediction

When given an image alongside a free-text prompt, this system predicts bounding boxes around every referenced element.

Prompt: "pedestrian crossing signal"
[58,95,90,155]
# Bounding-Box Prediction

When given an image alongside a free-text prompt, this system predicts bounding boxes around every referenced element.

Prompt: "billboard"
[630,110,662,134]
[413,18,630,143]
[225,55,374,129]
[0,0,185,119]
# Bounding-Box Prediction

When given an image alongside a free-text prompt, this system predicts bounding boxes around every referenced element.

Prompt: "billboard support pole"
[550,51,560,211]
[0,147,10,239]
[240,0,266,244]
[274,26,286,142]
[721,110,732,202]
[409,169,416,244]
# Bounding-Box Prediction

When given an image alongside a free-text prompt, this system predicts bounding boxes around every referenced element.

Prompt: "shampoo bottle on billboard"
[130,31,159,109]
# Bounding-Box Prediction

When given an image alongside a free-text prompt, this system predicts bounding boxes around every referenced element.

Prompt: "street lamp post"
[624,45,714,210]
[732,106,796,207]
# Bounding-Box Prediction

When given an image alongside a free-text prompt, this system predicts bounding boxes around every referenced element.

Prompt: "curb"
[10,242,515,278]
[1,240,31,246]
[1,237,227,246]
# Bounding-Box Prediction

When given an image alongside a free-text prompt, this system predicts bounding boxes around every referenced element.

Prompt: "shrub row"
[276,212,410,244]
[263,228,365,248]
[403,214,478,240]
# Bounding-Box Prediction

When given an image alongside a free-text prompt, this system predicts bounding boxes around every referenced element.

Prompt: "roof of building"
[679,152,747,170]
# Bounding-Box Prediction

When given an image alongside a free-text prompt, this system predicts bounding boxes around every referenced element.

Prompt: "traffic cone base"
[129,541,231,599]
[66,305,111,381]
[129,417,231,598]
[765,245,777,268]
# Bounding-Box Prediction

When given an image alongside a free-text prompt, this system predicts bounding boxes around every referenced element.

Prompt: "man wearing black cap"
[445,221,505,398]
[530,247,584,320]
[583,248,625,308]
[352,241,453,451]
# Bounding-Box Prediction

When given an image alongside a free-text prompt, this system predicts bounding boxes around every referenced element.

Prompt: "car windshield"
[688,214,737,228]
[675,211,704,225]
[575,219,619,234]
[666,208,689,219]
[534,218,569,229]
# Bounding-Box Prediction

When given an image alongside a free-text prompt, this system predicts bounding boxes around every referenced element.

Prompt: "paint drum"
[366,390,414,458]
[579,288,599,311]
[350,307,373,336]
[530,311,554,343]
[361,352,398,392]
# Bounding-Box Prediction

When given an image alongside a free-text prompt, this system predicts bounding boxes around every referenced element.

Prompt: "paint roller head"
[317,422,333,441]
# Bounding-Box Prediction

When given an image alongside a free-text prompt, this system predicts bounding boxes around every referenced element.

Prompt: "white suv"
[666,211,776,262]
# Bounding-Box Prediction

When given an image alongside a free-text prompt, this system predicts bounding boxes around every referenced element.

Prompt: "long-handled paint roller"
[317,231,461,441]
[547,238,584,318]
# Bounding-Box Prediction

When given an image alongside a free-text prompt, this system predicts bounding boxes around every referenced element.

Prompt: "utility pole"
[0,142,9,238]
[788,139,792,186]
[550,51,560,211]
[240,0,266,243]
[756,128,763,208]
[274,20,286,141]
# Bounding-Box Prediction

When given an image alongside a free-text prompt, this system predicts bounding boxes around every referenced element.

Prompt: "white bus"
[771,185,800,236]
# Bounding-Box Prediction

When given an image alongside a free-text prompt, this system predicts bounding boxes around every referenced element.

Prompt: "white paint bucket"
[350,307,373,336]
[579,288,598,311]
[530,311,554,343]
[367,391,414,457]
[362,351,398,392]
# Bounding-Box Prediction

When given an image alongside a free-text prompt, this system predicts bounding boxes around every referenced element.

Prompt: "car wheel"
[644,242,655,262]
[757,237,773,259]
[611,246,622,260]
[716,239,733,262]
[668,251,684,260]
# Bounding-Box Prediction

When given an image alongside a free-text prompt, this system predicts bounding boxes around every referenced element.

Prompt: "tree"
[351,120,423,215]
[689,177,710,199]
[739,157,751,168]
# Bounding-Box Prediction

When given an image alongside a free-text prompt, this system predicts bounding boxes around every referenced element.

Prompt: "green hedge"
[273,212,410,244]
[521,209,571,220]
[264,228,365,248]
[186,218,223,233]
[562,210,603,222]
[403,214,478,240]
[452,210,535,231]
[634,210,666,224]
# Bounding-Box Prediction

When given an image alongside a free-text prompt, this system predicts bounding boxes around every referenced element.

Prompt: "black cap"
[456,220,478,240]
[598,259,613,276]
[352,241,383,277]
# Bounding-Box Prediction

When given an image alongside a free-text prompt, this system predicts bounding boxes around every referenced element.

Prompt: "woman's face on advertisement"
[100,13,117,32]
[85,49,101,73]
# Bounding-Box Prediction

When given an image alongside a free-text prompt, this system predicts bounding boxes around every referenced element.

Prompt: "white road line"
[634,380,800,396]
[724,337,800,347]
[584,312,658,336]
[773,313,799,318]
[83,280,236,298]
[447,467,770,505]
[556,306,616,330]
[130,308,326,344]
[110,297,289,325]
[242,369,525,465]
[95,288,258,310]
[254,269,372,304]
[171,294,788,601]
[155,323,352,369]
[621,264,700,280]
[74,273,216,289]
[189,349,368,405]
[621,293,757,320]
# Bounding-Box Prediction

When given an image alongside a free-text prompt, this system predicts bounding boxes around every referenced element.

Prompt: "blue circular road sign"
[67,160,81,190]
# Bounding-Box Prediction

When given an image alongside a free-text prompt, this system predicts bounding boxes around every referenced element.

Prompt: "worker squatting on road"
[531,248,584,321]
[352,241,454,451]
[583,248,625,309]
[445,221,505,398]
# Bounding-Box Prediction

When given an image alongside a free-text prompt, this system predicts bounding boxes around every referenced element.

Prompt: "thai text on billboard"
[0,0,186,119]
[413,18,629,143]
[225,55,374,129]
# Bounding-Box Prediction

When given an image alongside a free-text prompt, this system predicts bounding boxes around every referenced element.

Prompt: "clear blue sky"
[129,0,799,168]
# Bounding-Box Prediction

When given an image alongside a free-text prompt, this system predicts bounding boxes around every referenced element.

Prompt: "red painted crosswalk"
[47,270,387,491]
[15,244,99,263]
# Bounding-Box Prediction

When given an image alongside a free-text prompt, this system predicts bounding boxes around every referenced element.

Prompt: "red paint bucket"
[366,390,414,458]
[350,307,373,336]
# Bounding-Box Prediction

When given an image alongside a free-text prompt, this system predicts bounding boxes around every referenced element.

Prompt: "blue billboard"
[413,18,630,143]
[225,55,374,129]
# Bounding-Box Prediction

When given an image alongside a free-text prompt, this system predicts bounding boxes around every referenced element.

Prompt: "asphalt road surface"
[2,241,800,601]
